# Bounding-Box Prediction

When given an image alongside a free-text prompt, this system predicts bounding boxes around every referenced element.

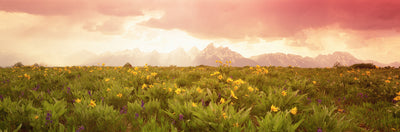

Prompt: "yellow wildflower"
[220,98,225,104]
[146,75,150,80]
[231,90,238,99]
[132,72,137,75]
[290,107,297,115]
[281,91,287,96]
[218,75,223,80]
[102,63,105,66]
[233,123,239,127]
[354,77,359,81]
[312,81,316,84]
[168,88,172,92]
[394,96,400,101]
[338,108,344,112]
[396,91,400,96]
[75,98,81,103]
[196,87,203,93]
[134,67,139,71]
[248,86,254,92]
[385,80,391,83]
[149,85,154,88]
[151,72,157,76]
[233,86,239,91]
[271,105,279,112]
[89,100,96,107]
[34,115,39,119]
[192,102,197,107]
[142,84,147,89]
[175,88,182,95]
[106,88,111,92]
[222,112,227,119]
[105,78,110,82]
[233,79,245,85]
[227,78,233,83]
[117,93,122,98]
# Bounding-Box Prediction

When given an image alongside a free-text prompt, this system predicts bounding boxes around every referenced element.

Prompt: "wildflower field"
[1,63,400,131]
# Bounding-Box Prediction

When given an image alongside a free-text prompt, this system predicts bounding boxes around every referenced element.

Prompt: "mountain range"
[74,43,398,67]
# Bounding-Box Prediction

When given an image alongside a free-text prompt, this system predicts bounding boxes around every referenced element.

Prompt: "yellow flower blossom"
[233,123,239,127]
[396,91,400,96]
[394,96,400,101]
[151,72,157,76]
[233,86,239,91]
[196,87,203,93]
[218,75,223,80]
[192,102,197,107]
[312,81,316,84]
[338,108,344,112]
[248,86,254,92]
[290,107,297,115]
[281,91,287,96]
[222,112,227,119]
[354,77,359,81]
[168,88,172,92]
[220,98,225,104]
[106,88,111,92]
[89,100,96,107]
[105,78,110,82]
[75,98,81,103]
[271,105,279,112]
[233,79,245,85]
[227,78,233,83]
[117,93,122,98]
[134,67,139,71]
[231,90,238,99]
[175,88,182,95]
[34,115,39,119]
[385,80,391,83]
[142,84,147,89]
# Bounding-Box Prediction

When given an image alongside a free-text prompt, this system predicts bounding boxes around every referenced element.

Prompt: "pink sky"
[0,0,399,65]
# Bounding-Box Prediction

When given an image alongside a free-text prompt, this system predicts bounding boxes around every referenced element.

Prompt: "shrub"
[13,62,24,67]
[123,62,132,68]
[350,63,376,69]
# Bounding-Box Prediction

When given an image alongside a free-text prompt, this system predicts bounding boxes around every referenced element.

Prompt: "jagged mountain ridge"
[193,44,258,67]
[76,43,398,67]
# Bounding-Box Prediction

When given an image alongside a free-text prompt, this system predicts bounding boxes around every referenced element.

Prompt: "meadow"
[1,62,400,131]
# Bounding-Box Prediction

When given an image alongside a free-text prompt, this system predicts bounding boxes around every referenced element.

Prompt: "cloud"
[140,0,400,40]
[2,0,399,39]
[83,18,126,35]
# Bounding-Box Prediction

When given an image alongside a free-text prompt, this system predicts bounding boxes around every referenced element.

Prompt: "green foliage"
[257,112,303,132]
[300,104,351,131]
[1,65,400,131]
